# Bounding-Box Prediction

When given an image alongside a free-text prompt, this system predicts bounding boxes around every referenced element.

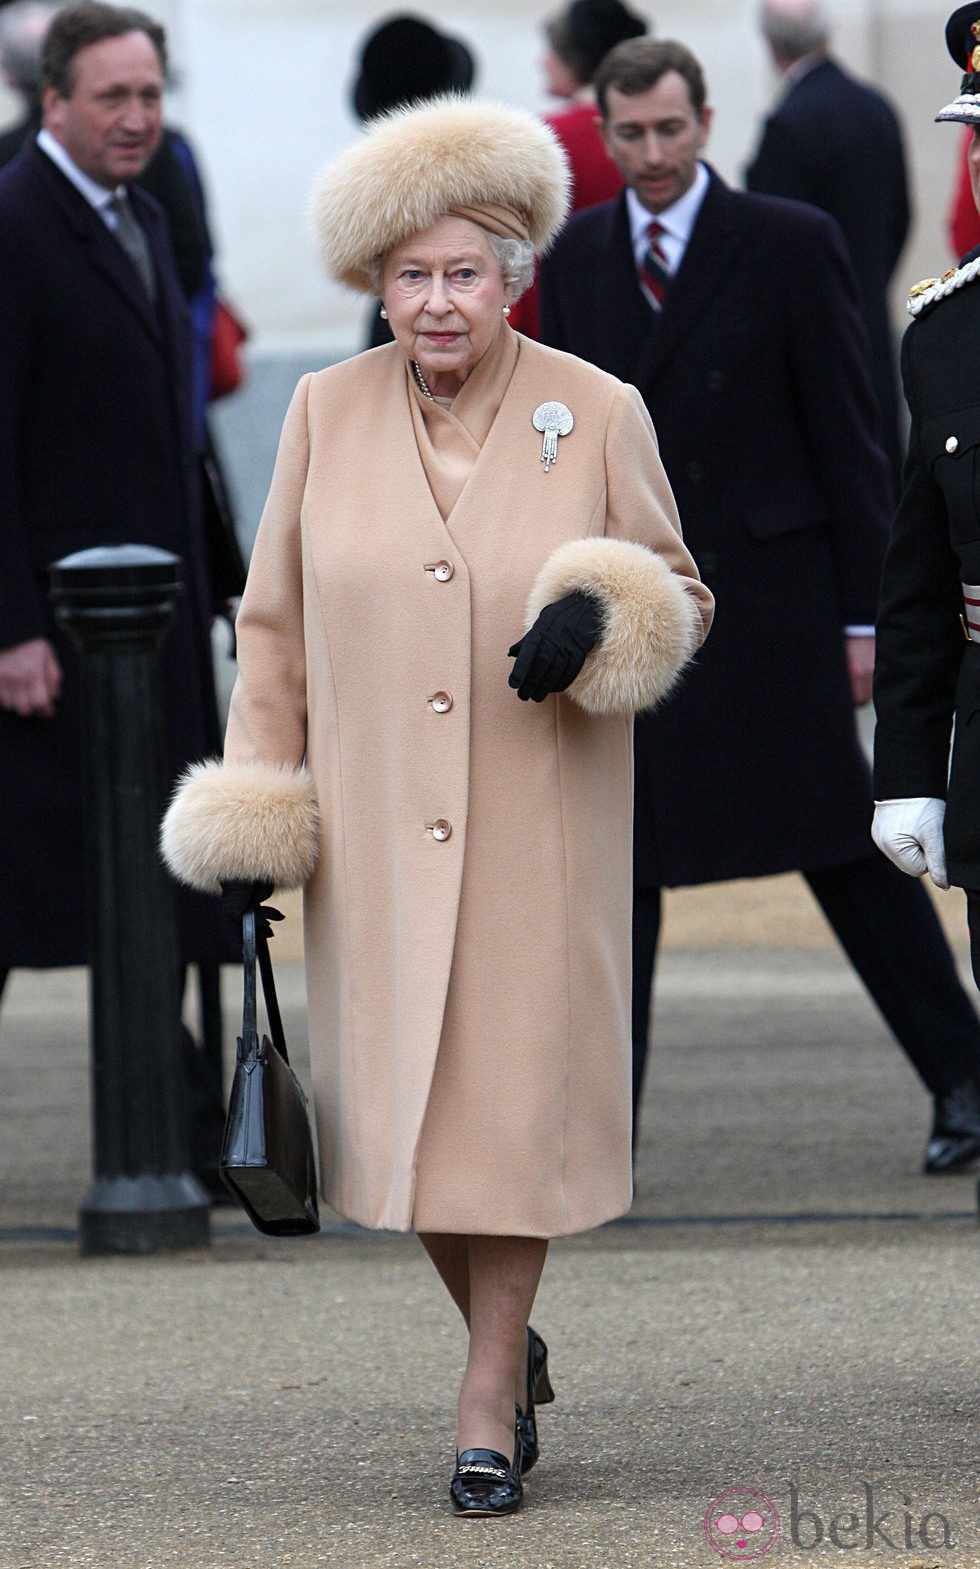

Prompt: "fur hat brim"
[312,96,571,292]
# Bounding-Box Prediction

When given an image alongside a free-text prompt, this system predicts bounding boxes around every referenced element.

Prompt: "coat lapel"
[592,195,658,386]
[31,145,164,344]
[632,169,740,394]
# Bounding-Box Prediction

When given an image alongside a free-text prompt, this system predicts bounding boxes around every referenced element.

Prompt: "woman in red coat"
[510,0,647,338]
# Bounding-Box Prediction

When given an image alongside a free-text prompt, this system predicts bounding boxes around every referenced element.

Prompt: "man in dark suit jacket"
[745,0,911,492]
[0,6,233,1003]
[539,36,980,1174]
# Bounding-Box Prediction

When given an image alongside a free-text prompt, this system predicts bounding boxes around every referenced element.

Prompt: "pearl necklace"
[411,360,433,399]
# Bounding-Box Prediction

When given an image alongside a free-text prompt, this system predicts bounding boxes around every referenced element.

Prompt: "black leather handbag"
[220,909,320,1236]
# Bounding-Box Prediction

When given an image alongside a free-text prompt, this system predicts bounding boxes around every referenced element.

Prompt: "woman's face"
[381,216,512,399]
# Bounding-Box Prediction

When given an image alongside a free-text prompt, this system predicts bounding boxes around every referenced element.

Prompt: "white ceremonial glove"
[871,797,949,890]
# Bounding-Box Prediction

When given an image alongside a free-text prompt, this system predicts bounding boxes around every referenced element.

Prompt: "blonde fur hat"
[312,95,571,292]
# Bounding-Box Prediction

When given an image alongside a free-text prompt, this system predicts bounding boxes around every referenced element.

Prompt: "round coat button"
[946,436,959,454]
[431,819,452,841]
[430,692,453,713]
[433,561,454,581]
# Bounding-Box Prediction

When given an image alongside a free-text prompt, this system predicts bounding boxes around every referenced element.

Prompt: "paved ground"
[1,877,979,1567]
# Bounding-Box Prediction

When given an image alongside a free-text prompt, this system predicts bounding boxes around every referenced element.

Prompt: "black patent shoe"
[924,1078,980,1173]
[450,1435,523,1516]
[515,1405,536,1474]
[515,1325,555,1475]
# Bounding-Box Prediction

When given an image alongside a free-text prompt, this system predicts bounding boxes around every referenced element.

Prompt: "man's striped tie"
[638,219,671,310]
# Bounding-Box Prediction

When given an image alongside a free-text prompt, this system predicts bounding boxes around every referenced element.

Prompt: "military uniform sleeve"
[872,329,964,800]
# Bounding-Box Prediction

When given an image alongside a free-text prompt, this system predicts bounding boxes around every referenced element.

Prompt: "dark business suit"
[745,56,911,492]
[0,141,228,969]
[540,170,980,1128]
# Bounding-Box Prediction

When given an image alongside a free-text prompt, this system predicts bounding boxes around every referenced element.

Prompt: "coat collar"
[29,140,165,343]
[408,324,521,522]
[588,194,657,387]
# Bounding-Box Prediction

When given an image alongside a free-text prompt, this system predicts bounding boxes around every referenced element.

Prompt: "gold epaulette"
[908,260,980,316]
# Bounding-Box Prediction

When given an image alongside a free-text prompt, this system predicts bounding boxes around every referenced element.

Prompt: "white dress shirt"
[625,160,710,277]
[37,128,126,231]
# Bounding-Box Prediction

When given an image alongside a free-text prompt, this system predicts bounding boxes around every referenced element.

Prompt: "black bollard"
[49,544,210,1255]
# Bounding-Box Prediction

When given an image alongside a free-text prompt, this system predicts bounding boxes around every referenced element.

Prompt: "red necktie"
[638,220,671,310]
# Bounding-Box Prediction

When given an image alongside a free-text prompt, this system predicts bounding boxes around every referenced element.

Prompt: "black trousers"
[632,851,980,1134]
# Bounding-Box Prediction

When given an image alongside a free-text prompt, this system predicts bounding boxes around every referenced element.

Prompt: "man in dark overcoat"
[0,5,233,1003]
[745,0,911,491]
[539,36,980,1173]
[872,2,980,1167]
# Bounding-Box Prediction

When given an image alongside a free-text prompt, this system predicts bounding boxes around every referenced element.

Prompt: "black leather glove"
[220,879,284,941]
[508,591,603,702]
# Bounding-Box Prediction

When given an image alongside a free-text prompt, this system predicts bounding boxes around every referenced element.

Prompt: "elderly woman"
[161,97,713,1517]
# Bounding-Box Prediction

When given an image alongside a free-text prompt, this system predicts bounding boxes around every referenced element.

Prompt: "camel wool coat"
[162,328,712,1235]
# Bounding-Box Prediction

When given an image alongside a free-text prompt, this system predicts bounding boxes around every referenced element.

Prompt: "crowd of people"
[3,0,980,1522]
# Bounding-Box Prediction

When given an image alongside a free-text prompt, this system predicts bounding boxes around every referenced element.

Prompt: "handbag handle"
[242,908,289,1064]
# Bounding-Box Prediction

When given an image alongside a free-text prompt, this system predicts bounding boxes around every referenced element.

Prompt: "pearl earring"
[379,306,388,320]
[503,305,511,317]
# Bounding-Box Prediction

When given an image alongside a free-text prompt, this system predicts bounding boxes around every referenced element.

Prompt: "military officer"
[872,2,980,1166]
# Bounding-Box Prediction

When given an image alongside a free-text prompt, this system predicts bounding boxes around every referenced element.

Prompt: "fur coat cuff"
[526,538,702,716]
[160,760,319,894]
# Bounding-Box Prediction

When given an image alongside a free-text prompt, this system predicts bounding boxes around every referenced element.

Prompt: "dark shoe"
[515,1324,555,1475]
[450,1436,523,1517]
[924,1078,980,1173]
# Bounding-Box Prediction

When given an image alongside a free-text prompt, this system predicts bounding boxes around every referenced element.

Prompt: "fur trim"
[312,96,571,291]
[160,761,320,894]
[526,538,701,716]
